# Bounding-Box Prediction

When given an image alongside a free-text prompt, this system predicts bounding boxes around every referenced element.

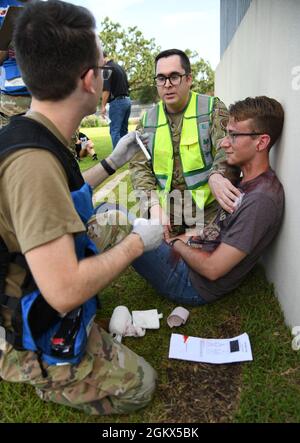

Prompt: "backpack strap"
[0,238,22,348]
[0,116,84,191]
[0,238,9,297]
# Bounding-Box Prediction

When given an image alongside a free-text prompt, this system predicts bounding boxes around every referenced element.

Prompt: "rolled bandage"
[167,306,190,328]
[109,306,145,342]
[291,326,300,351]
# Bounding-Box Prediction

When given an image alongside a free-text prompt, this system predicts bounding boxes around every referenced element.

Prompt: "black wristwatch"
[169,238,183,247]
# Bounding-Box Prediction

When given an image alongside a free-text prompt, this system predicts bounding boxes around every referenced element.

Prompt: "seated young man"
[75,130,98,161]
[132,96,285,305]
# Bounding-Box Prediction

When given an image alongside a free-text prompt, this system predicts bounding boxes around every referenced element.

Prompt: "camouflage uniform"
[129,96,240,236]
[69,130,79,157]
[87,206,132,252]
[0,324,156,415]
[0,44,31,128]
[0,94,31,128]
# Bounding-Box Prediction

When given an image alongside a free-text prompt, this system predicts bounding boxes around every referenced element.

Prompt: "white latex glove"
[132,218,163,252]
[107,131,149,169]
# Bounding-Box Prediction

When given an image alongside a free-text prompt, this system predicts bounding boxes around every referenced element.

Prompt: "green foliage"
[80,114,101,128]
[186,49,215,95]
[100,17,160,103]
[132,84,158,104]
[99,18,215,103]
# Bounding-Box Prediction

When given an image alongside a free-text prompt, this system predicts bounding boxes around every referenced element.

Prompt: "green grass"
[1,127,300,423]
[77,127,113,172]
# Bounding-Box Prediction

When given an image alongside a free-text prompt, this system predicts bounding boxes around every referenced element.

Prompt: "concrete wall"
[215,0,300,327]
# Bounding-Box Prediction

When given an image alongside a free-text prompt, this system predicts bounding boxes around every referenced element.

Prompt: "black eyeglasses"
[153,72,189,87]
[80,65,112,80]
[225,131,265,143]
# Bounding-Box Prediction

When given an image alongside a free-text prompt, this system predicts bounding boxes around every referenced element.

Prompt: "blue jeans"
[132,242,207,306]
[109,97,131,148]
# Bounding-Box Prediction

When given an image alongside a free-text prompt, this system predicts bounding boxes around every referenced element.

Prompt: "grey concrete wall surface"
[216,0,300,326]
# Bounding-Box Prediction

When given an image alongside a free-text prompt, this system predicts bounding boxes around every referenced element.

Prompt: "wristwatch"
[169,238,183,247]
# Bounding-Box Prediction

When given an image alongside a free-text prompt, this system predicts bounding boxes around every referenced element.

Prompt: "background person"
[75,130,98,161]
[101,51,131,149]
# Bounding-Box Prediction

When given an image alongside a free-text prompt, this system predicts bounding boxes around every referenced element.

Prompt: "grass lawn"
[1,127,300,423]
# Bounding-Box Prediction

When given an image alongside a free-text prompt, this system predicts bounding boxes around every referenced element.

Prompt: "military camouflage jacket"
[129,95,240,213]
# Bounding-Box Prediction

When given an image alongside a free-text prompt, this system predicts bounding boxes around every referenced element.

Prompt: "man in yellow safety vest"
[129,49,241,240]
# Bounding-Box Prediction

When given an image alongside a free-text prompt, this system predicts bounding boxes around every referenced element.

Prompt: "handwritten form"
[169,333,253,364]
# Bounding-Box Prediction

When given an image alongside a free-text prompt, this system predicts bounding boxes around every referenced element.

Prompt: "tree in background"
[100,17,215,103]
[100,17,158,104]
[186,49,215,96]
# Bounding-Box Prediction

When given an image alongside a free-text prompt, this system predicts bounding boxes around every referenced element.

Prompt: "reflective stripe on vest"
[142,91,215,209]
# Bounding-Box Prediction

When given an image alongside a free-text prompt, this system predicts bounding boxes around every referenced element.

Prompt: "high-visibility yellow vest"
[142,91,215,210]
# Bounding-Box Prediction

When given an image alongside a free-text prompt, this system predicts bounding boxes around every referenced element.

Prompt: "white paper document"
[169,333,253,364]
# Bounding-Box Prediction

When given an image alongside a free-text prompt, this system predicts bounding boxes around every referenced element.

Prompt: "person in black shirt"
[101,52,131,149]
[75,130,98,161]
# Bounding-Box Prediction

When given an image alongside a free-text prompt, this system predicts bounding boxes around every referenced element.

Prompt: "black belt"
[113,95,129,100]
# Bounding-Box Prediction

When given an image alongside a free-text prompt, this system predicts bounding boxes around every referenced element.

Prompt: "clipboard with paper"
[0,6,22,51]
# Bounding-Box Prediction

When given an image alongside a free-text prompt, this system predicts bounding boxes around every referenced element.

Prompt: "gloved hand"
[132,218,163,252]
[107,131,149,169]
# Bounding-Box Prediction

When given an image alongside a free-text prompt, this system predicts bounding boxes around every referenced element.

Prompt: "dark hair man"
[0,0,163,415]
[129,48,240,241]
[132,96,285,306]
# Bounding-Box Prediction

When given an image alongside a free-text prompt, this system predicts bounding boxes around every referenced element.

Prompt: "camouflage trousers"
[0,112,9,128]
[0,324,157,415]
[0,93,31,128]
[87,204,132,252]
